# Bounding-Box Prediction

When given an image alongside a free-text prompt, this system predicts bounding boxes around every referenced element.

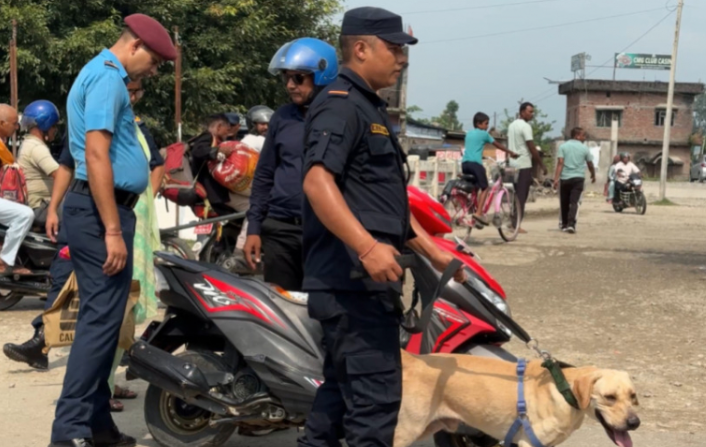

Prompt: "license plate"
[194,224,213,235]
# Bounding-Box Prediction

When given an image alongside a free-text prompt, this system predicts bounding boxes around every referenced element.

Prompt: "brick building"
[559,79,704,178]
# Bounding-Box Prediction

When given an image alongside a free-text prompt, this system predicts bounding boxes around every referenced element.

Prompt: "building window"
[596,110,622,128]
[655,109,677,127]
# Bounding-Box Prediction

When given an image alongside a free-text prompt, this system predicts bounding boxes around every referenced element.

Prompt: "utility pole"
[174,27,183,143]
[10,20,18,157]
[174,26,182,227]
[398,47,410,153]
[659,0,684,201]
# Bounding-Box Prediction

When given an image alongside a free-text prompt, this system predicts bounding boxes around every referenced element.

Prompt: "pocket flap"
[368,136,395,156]
[346,352,397,375]
[359,211,403,236]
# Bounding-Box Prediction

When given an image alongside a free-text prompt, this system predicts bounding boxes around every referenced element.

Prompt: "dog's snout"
[626,415,641,430]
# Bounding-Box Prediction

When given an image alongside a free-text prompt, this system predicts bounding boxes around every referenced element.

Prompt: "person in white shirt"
[508,102,547,233]
[613,152,640,204]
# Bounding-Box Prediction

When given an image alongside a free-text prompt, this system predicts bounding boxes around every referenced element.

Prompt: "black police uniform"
[299,44,419,447]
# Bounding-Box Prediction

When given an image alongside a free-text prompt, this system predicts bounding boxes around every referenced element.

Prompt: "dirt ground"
[1,181,705,446]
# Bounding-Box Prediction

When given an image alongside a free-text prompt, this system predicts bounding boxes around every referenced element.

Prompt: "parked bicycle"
[439,159,522,242]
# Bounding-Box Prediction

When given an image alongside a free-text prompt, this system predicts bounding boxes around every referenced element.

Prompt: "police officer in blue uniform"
[49,14,176,447]
[244,38,338,291]
[299,7,464,447]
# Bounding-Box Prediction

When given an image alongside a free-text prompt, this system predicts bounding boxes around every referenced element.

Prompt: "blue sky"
[336,0,706,135]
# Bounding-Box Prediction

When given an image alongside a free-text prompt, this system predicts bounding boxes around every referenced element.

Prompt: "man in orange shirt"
[0,103,17,166]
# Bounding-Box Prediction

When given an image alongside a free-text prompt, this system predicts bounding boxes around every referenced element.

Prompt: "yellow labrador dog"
[396,351,640,447]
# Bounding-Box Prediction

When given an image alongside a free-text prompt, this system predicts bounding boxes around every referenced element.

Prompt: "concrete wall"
[565,90,695,143]
[564,90,696,177]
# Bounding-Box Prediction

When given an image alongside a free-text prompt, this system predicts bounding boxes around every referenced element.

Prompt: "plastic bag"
[208,141,260,195]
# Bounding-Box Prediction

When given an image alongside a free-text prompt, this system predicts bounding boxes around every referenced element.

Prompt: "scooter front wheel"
[0,290,22,311]
[144,350,236,447]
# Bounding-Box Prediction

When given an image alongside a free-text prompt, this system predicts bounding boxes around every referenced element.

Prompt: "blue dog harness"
[503,359,546,447]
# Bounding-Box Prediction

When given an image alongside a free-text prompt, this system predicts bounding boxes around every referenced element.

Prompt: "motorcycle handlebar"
[349,254,417,280]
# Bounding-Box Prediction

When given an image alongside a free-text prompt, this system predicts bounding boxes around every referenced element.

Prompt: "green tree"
[500,101,555,150]
[436,100,463,131]
[407,101,463,130]
[406,104,431,125]
[0,0,341,144]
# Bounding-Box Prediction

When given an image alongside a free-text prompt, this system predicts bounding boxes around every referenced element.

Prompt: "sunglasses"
[281,73,308,86]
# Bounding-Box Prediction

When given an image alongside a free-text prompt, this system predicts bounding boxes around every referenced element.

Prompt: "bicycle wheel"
[497,189,521,242]
[448,193,472,227]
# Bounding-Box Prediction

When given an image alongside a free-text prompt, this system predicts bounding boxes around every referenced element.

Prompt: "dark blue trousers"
[51,192,135,442]
[298,291,402,447]
[31,224,73,332]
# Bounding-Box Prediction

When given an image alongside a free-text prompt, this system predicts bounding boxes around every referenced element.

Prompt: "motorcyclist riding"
[17,100,61,222]
[614,152,640,205]
[246,105,274,137]
[243,38,338,291]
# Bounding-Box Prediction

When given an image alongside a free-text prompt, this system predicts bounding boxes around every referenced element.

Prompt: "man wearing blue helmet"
[18,100,61,217]
[243,37,338,291]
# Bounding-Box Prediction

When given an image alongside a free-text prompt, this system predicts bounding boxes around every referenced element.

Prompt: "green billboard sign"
[615,53,672,70]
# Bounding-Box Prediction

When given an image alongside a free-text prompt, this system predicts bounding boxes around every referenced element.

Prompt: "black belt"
[270,216,303,226]
[69,179,140,210]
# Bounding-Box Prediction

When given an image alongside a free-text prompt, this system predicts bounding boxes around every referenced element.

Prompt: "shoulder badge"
[370,123,390,136]
[104,60,118,70]
[328,90,349,97]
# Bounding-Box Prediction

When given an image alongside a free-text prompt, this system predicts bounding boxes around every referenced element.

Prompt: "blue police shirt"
[246,103,305,236]
[66,49,149,194]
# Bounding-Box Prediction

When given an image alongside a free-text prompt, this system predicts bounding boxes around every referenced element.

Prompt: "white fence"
[408,155,460,197]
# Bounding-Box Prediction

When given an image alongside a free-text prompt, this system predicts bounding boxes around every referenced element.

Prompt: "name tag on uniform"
[370,123,389,136]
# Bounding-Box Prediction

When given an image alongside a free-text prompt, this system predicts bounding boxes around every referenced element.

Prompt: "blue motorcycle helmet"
[21,100,60,133]
[268,37,338,87]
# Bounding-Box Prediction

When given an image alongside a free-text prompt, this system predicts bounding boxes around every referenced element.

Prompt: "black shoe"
[567,226,576,234]
[93,426,136,447]
[48,439,94,447]
[3,328,48,370]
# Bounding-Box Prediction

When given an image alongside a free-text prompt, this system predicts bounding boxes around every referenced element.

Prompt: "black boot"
[93,426,136,447]
[3,327,48,370]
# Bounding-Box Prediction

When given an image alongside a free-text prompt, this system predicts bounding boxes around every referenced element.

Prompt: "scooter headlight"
[464,268,513,338]
[464,268,511,317]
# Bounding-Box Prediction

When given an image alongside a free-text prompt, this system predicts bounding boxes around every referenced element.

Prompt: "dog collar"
[542,358,580,410]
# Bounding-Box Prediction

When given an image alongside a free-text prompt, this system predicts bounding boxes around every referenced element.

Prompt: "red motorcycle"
[128,185,515,447]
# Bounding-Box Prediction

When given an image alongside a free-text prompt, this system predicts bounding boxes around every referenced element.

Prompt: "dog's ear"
[572,372,601,410]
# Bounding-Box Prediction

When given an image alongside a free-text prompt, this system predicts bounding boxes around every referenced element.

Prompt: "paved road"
[2,184,706,446]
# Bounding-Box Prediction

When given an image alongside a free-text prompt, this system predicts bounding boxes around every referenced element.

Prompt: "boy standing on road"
[463,112,517,225]
[553,127,595,234]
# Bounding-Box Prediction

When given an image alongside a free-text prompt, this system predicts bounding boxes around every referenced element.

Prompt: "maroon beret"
[124,14,177,61]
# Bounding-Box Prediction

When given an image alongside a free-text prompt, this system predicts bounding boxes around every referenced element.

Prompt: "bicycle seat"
[459,174,477,183]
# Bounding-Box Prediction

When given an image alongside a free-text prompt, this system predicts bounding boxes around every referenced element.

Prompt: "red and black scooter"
[127,186,517,447]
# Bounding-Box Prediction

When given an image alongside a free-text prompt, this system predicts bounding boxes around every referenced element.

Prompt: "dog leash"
[504,358,547,447]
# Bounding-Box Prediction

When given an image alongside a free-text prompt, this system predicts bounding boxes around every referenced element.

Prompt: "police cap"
[124,14,178,61]
[341,7,418,45]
